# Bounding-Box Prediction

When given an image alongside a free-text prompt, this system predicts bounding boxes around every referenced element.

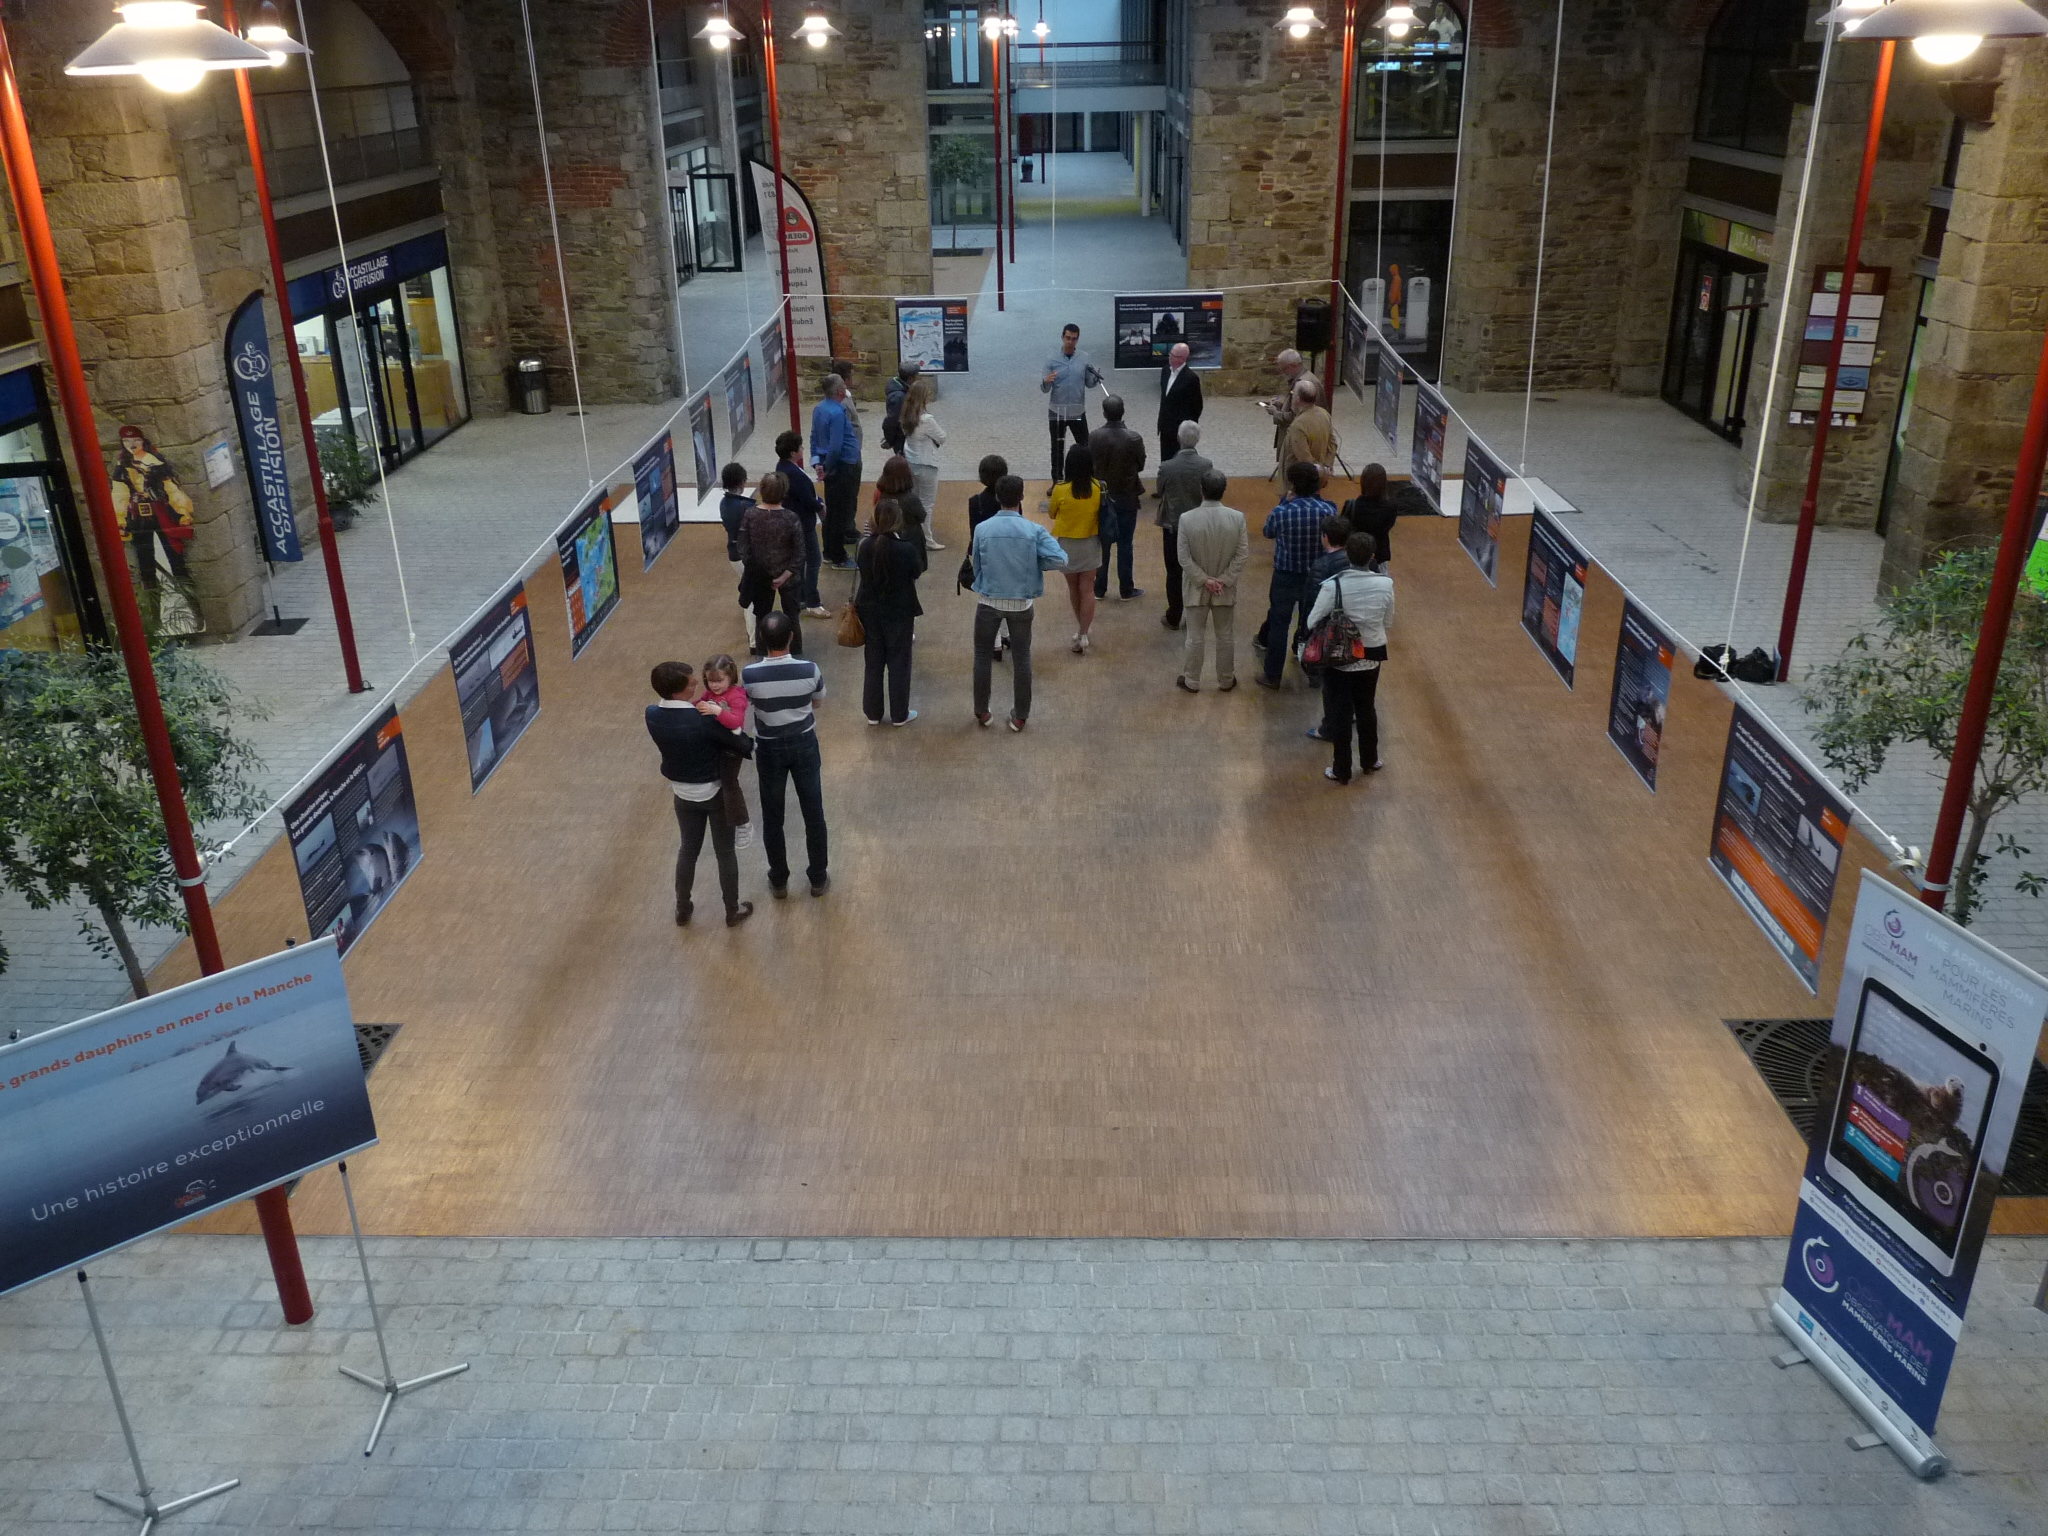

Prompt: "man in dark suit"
[1155,342,1202,469]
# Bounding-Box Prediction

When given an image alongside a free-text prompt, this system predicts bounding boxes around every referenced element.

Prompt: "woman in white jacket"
[900,376,946,550]
[1305,532,1394,784]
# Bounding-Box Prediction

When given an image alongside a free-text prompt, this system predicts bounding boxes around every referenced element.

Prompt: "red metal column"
[1327,0,1358,396]
[761,0,803,432]
[0,21,314,1324]
[1775,39,1894,681]
[992,20,1005,311]
[224,0,366,696]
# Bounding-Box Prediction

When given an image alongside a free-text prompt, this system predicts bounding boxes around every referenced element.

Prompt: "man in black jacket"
[1155,342,1202,468]
[646,661,754,927]
[1088,395,1148,602]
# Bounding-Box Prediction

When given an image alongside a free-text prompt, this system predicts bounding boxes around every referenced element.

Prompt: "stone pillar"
[1184,3,1343,396]
[1881,42,2048,587]
[775,0,932,382]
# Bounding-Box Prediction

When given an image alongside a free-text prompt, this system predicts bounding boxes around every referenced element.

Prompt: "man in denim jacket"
[968,473,1067,731]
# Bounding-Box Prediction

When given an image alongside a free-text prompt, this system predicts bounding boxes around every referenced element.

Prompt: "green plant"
[0,644,266,996]
[1805,548,2048,925]
[315,425,377,530]
[929,133,993,239]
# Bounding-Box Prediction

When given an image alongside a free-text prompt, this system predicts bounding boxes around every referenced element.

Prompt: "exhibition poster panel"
[1411,384,1447,512]
[1113,293,1224,370]
[759,319,788,411]
[745,161,831,353]
[635,431,681,572]
[687,389,717,499]
[1709,706,1849,993]
[1342,300,1369,404]
[451,580,540,795]
[1777,869,2048,1452]
[1519,509,1588,687]
[1374,353,1401,449]
[556,486,623,659]
[723,355,756,454]
[284,707,423,958]
[896,299,970,374]
[1607,599,1674,791]
[1457,435,1506,587]
[0,938,375,1298]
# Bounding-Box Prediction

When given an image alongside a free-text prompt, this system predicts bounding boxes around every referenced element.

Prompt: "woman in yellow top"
[1045,444,1102,653]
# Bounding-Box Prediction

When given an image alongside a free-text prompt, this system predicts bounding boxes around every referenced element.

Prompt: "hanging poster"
[1607,599,1675,791]
[635,431,682,571]
[1519,510,1589,686]
[224,292,299,563]
[896,299,971,374]
[109,425,202,639]
[1774,869,2048,1473]
[0,938,376,1300]
[1341,298,1369,405]
[284,707,423,958]
[1374,352,1401,449]
[745,161,831,353]
[1457,435,1507,586]
[1709,706,1849,994]
[687,388,717,500]
[759,318,789,411]
[723,354,756,453]
[1410,383,1448,511]
[555,485,622,659]
[1113,293,1224,370]
[451,581,540,794]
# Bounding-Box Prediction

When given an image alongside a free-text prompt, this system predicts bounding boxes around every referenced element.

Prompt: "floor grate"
[355,1022,401,1075]
[1726,1018,2048,1198]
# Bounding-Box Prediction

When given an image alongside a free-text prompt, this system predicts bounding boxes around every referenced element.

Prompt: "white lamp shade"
[67,3,274,76]
[1822,0,2048,37]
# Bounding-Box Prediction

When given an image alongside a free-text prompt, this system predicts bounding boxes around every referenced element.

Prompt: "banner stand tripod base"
[338,1361,470,1457]
[92,1480,240,1536]
[1769,1298,1950,1480]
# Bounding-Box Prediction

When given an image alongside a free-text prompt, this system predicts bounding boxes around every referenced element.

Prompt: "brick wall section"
[1184,4,1343,397]
[1881,42,2048,585]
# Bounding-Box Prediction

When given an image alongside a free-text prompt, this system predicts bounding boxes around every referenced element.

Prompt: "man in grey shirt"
[1041,322,1102,481]
[1153,420,1214,631]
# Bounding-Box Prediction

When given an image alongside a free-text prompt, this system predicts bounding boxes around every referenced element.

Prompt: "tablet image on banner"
[1411,384,1447,510]
[0,939,375,1298]
[635,431,681,571]
[759,320,788,410]
[723,355,756,453]
[1607,599,1674,790]
[1519,509,1588,686]
[687,389,717,502]
[1774,870,2048,1465]
[1374,353,1401,449]
[745,162,831,353]
[451,581,539,794]
[284,707,422,958]
[1709,706,1849,993]
[1458,436,1507,585]
[556,485,622,659]
[897,298,970,374]
[1113,293,1223,370]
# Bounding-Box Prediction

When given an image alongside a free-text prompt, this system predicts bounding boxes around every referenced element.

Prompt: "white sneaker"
[891,710,919,726]
[734,823,754,850]
[1072,633,1084,654]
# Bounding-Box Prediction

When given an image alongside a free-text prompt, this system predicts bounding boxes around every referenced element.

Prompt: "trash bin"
[515,357,550,415]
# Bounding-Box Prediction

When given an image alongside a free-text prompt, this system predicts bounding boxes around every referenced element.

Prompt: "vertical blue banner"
[225,292,300,563]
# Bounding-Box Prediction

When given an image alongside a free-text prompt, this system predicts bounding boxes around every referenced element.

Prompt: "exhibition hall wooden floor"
[163,481,2034,1241]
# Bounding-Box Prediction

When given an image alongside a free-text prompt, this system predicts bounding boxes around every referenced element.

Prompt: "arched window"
[1694,0,1808,156]
[1354,1,1465,143]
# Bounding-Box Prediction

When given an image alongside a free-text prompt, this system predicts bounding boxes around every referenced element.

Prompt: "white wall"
[1037,0,1122,45]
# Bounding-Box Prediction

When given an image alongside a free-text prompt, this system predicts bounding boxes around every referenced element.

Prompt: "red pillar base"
[254,1187,314,1324]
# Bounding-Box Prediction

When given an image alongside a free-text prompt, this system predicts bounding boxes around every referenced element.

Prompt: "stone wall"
[1881,41,2048,585]
[1184,2,1343,397]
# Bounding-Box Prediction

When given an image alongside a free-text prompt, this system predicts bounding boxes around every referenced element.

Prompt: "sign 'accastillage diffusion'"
[225,293,300,564]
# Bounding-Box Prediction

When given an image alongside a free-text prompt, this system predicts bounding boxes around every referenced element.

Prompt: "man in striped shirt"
[741,612,831,897]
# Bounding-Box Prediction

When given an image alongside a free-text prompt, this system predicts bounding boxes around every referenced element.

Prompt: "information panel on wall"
[723,355,756,454]
[1709,706,1849,993]
[1607,599,1675,791]
[1774,870,2048,1472]
[896,299,970,374]
[634,432,681,571]
[451,581,539,795]
[284,707,422,957]
[1374,353,1401,449]
[687,389,717,500]
[745,162,830,353]
[1411,383,1448,511]
[1457,436,1507,586]
[1113,293,1224,370]
[1519,510,1588,686]
[0,939,376,1299]
[556,486,622,659]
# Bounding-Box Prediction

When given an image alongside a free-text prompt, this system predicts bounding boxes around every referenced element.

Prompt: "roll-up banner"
[1774,869,2048,1475]
[746,162,830,354]
[1411,383,1447,512]
[687,389,718,502]
[1457,435,1507,586]
[284,707,423,957]
[1519,510,1588,687]
[452,581,539,794]
[1374,352,1401,449]
[0,938,375,1299]
[556,484,623,659]
[1607,599,1675,791]
[723,354,756,453]
[224,293,300,564]
[896,299,971,374]
[635,431,682,570]
[1113,293,1224,370]
[1709,706,1848,994]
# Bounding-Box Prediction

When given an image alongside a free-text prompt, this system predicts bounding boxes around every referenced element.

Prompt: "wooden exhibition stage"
[160,481,2047,1241]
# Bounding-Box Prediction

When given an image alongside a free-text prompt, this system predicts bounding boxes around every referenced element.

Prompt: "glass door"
[669,182,699,284]
[1662,241,1765,443]
[690,170,741,272]
[0,379,102,650]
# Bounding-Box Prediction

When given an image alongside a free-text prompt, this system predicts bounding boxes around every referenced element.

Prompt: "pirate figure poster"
[108,424,202,636]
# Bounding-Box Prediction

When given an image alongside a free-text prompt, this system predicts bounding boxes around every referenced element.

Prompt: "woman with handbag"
[854,498,924,725]
[1302,532,1394,784]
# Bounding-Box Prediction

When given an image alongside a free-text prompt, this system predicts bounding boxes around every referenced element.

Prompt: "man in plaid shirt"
[1255,462,1338,688]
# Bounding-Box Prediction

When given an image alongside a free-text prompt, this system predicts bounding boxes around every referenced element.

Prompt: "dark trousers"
[1323,666,1382,782]
[822,462,861,562]
[756,731,828,890]
[672,795,740,917]
[1161,524,1183,625]
[1260,569,1314,682]
[1048,416,1088,480]
[973,603,1034,722]
[1093,494,1139,599]
[799,516,822,608]
[1158,431,1177,468]
[750,579,804,654]
[861,611,915,723]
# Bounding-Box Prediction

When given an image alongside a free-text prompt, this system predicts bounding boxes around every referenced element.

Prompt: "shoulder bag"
[1299,574,1367,677]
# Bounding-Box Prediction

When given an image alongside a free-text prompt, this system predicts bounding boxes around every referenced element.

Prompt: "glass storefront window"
[405,267,468,445]
[295,258,469,471]
[1354,2,1466,142]
[0,376,100,652]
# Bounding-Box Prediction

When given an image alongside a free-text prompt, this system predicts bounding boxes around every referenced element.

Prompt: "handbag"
[836,603,865,648]
[1299,574,1367,677]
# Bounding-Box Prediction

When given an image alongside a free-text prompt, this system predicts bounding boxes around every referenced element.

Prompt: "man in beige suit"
[1175,468,1250,693]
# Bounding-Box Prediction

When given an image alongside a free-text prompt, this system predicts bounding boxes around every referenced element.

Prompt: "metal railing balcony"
[1010,41,1163,90]
[254,82,430,201]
